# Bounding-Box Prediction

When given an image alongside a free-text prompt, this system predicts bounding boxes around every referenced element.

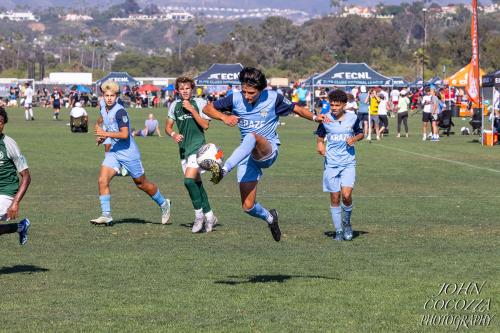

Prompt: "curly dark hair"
[238,67,267,91]
[328,89,348,104]
[0,107,8,124]
[175,76,195,90]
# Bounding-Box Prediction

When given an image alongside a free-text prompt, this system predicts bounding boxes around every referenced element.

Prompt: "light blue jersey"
[100,102,140,160]
[213,90,295,145]
[316,112,362,168]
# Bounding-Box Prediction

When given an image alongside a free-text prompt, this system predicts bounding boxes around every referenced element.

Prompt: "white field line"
[376,144,500,174]
[27,194,500,198]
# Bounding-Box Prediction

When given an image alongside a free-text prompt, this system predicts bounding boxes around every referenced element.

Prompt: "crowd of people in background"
[0,79,498,141]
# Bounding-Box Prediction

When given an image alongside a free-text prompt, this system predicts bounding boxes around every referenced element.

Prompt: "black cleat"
[209,162,224,184]
[268,209,281,242]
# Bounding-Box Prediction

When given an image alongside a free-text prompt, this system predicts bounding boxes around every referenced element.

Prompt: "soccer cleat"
[205,215,218,233]
[334,229,344,241]
[343,224,353,241]
[192,217,204,233]
[90,215,113,226]
[209,162,224,184]
[268,209,281,242]
[18,218,30,245]
[161,199,171,225]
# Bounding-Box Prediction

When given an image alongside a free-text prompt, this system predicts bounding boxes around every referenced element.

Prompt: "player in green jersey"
[0,107,31,245]
[165,77,218,233]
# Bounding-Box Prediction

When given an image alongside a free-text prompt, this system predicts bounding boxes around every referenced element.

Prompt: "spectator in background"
[318,92,330,115]
[396,90,410,138]
[133,113,162,137]
[226,84,234,97]
[70,102,88,133]
[23,82,34,121]
[51,89,62,121]
[297,82,308,107]
[345,93,358,114]
[368,88,380,141]
[377,93,389,139]
[357,86,370,137]
[390,88,400,117]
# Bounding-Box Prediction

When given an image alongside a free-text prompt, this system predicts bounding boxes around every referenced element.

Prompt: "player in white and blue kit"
[203,67,328,242]
[315,89,364,241]
[91,81,171,226]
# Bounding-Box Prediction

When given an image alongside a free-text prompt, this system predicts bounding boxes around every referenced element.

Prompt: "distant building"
[63,14,94,22]
[111,11,194,23]
[0,11,38,22]
[341,6,376,18]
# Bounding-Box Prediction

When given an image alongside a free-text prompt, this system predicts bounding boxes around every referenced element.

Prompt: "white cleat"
[205,216,218,233]
[161,199,171,225]
[192,217,204,233]
[90,215,113,226]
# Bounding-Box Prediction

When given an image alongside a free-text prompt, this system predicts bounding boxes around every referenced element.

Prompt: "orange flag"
[466,0,480,105]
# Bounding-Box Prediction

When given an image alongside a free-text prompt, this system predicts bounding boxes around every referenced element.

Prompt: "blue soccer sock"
[330,206,342,231]
[99,195,111,216]
[224,133,256,173]
[151,189,166,207]
[245,202,273,224]
[342,204,353,226]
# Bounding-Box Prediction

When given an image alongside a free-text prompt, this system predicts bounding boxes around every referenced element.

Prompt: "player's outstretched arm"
[203,103,239,127]
[7,169,31,220]
[292,105,328,123]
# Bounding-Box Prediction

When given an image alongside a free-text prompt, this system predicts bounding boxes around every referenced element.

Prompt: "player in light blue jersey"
[316,89,364,241]
[91,81,171,226]
[203,67,328,242]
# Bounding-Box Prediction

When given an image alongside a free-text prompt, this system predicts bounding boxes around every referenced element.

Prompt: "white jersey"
[390,90,400,102]
[24,87,34,104]
[422,95,432,113]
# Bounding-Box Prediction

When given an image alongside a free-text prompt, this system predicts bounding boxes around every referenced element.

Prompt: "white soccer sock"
[205,210,215,221]
[195,208,204,220]
[25,110,29,120]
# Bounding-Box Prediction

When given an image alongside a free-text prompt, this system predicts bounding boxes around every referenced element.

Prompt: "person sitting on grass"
[132,114,162,137]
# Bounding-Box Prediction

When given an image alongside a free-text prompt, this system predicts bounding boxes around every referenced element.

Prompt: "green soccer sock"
[197,181,212,214]
[184,178,202,210]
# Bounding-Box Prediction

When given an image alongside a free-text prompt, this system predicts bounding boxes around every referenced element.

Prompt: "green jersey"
[0,134,28,197]
[168,98,210,159]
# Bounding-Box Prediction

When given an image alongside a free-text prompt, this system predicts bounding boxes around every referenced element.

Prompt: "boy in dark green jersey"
[0,107,31,245]
[165,77,217,233]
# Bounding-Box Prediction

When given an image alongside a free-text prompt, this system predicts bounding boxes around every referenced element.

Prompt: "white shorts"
[181,154,205,175]
[0,195,14,221]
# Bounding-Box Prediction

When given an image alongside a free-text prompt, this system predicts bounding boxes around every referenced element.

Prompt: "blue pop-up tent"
[391,77,409,88]
[96,72,139,86]
[313,63,393,87]
[409,77,424,89]
[427,76,443,86]
[195,63,244,85]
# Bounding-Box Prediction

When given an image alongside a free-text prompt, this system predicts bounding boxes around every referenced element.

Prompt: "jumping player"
[92,81,171,225]
[315,89,364,241]
[203,67,328,242]
[165,77,218,233]
[0,107,31,245]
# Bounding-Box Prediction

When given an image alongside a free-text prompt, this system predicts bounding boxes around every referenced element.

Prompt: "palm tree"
[177,28,184,61]
[195,24,207,45]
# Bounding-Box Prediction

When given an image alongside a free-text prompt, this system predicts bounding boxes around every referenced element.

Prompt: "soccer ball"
[196,143,224,171]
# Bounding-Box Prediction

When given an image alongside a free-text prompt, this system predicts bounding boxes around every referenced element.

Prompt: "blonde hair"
[100,80,119,94]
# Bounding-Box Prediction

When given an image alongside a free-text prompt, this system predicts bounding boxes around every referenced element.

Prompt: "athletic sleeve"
[115,109,129,128]
[212,95,233,111]
[315,123,326,138]
[353,118,362,136]
[195,98,210,120]
[275,94,295,116]
[5,136,28,172]
[168,101,177,120]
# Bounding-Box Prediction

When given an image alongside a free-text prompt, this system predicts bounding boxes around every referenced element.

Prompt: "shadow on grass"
[179,223,224,229]
[0,265,49,275]
[112,218,154,225]
[324,230,368,239]
[215,274,338,285]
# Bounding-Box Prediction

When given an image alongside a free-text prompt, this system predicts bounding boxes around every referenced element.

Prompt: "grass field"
[1,106,499,332]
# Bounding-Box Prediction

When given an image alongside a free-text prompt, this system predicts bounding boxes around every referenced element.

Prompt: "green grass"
[1,107,499,332]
